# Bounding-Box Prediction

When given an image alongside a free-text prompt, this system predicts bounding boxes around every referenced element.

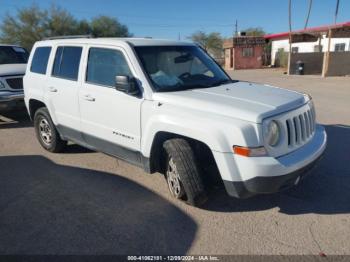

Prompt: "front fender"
[140,101,262,157]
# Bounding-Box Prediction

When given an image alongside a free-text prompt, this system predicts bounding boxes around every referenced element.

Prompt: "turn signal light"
[233,146,267,157]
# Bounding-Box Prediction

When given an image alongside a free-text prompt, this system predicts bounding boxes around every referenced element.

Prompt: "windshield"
[134,45,232,92]
[0,46,29,65]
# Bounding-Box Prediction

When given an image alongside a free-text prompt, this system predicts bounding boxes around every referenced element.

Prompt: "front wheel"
[163,138,208,207]
[34,107,67,153]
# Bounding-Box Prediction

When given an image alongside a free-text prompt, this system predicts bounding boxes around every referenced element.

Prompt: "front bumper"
[214,125,327,198]
[0,91,24,110]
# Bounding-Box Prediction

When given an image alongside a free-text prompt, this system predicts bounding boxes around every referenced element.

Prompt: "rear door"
[45,44,84,141]
[79,45,143,162]
[24,46,52,108]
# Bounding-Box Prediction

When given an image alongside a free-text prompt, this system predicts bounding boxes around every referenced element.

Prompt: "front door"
[79,46,143,163]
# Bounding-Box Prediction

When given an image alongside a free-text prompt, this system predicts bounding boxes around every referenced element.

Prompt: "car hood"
[0,64,26,76]
[152,81,307,123]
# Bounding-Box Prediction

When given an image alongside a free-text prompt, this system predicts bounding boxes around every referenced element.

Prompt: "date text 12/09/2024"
[127,256,219,261]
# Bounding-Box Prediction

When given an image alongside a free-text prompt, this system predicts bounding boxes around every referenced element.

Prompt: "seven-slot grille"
[285,106,316,147]
[6,77,23,90]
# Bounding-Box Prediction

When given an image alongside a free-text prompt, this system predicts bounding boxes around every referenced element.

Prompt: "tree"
[0,5,48,50]
[189,31,223,58]
[91,16,131,37]
[0,4,132,50]
[190,31,208,49]
[242,27,266,37]
[47,5,79,36]
[76,20,91,35]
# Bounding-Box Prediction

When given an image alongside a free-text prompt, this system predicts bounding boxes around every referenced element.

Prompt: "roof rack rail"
[43,35,94,40]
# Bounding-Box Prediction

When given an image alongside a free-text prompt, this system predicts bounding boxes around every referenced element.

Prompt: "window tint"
[134,45,231,92]
[52,47,63,76]
[52,46,82,80]
[0,46,29,65]
[86,48,132,87]
[30,47,51,74]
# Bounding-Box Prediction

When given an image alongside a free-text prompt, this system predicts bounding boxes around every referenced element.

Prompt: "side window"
[314,45,323,52]
[334,43,345,52]
[86,48,132,87]
[242,47,254,57]
[291,47,299,53]
[52,46,82,80]
[30,47,52,74]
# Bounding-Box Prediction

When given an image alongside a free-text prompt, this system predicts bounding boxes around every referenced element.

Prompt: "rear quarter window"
[30,47,52,74]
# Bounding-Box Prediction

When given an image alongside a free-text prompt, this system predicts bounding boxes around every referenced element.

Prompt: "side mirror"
[115,75,140,96]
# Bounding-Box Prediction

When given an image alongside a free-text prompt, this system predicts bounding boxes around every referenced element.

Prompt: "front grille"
[6,77,23,90]
[285,107,315,147]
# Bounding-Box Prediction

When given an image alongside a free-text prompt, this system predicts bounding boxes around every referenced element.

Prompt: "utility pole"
[287,0,292,75]
[234,20,238,36]
[323,0,340,77]
[334,0,340,24]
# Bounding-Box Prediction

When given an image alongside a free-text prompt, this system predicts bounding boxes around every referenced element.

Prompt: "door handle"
[84,95,96,102]
[49,87,58,93]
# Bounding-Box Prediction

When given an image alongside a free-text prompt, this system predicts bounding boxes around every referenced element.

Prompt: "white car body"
[0,45,27,110]
[24,38,327,198]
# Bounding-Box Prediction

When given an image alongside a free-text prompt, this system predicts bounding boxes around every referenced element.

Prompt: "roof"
[264,21,350,40]
[35,37,194,47]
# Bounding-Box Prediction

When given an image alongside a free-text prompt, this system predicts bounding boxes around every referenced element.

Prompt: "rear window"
[52,46,82,80]
[30,47,52,74]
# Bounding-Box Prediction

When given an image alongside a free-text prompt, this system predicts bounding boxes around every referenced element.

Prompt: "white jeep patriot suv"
[24,37,327,206]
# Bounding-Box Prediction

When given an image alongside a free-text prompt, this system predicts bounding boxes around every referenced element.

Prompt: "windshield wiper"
[156,84,210,92]
[209,79,233,87]
[155,80,235,92]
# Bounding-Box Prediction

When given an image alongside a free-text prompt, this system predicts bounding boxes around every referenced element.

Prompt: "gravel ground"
[0,69,349,255]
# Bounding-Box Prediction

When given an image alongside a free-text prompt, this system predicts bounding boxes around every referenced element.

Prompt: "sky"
[1,0,349,39]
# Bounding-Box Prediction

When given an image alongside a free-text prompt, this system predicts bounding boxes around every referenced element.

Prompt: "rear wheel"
[163,138,208,207]
[34,107,67,153]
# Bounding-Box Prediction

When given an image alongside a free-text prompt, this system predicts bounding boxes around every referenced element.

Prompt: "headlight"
[263,120,280,147]
[309,99,316,123]
[0,80,5,89]
[305,93,312,101]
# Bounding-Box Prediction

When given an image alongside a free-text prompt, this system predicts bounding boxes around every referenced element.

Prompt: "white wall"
[271,35,350,65]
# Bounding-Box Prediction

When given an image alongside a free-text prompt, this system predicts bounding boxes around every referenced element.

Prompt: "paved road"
[0,69,349,255]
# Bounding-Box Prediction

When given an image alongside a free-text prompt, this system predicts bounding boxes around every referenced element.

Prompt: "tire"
[34,107,67,153]
[163,138,208,207]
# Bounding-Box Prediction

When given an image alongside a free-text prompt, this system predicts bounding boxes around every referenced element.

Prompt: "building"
[223,36,266,70]
[265,21,350,76]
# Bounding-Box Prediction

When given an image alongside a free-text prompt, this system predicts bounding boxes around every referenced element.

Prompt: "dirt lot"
[0,69,349,255]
